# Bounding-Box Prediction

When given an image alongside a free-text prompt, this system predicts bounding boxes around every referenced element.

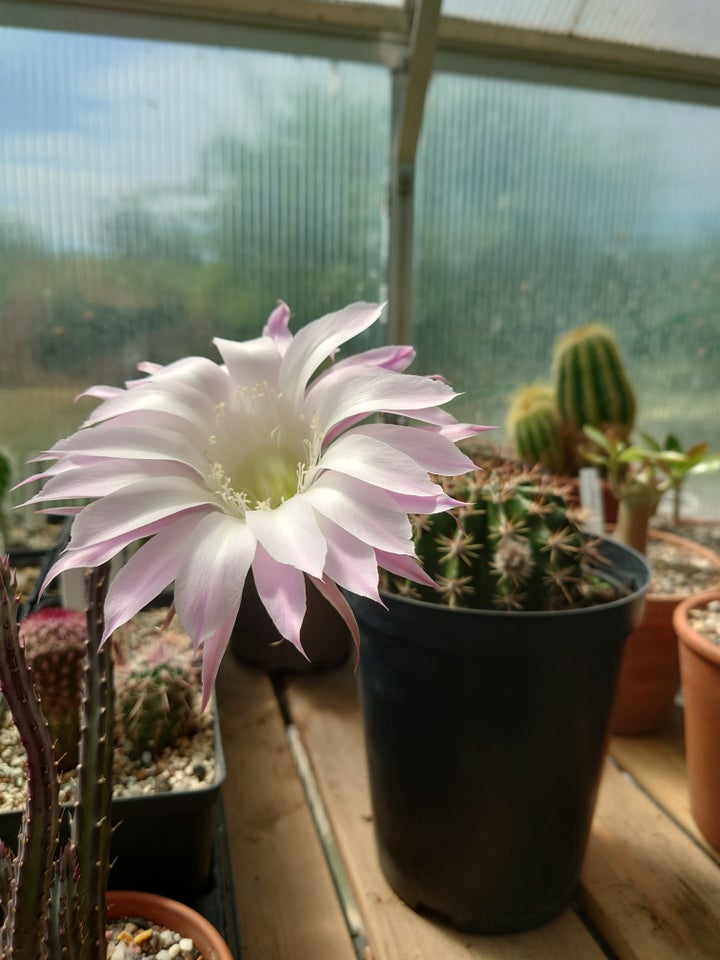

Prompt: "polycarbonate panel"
[442,1,720,60]
[0,27,389,492]
[413,72,720,516]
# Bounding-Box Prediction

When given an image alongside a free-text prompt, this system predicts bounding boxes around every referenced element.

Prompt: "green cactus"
[19,608,86,773]
[505,384,565,474]
[117,635,199,757]
[554,323,636,444]
[506,323,636,476]
[385,463,612,612]
[0,560,114,960]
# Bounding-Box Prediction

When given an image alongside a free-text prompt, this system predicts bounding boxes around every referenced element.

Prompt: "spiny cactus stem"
[0,557,59,960]
[71,564,113,960]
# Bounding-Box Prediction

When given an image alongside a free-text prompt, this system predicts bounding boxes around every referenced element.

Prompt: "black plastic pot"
[0,712,226,898]
[351,538,650,934]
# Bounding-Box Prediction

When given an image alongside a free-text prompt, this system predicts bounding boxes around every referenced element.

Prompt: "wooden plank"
[579,757,720,959]
[215,656,357,960]
[288,666,608,960]
[609,707,720,863]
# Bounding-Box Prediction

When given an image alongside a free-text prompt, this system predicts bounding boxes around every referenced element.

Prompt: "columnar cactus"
[385,464,609,612]
[506,323,636,476]
[117,635,199,757]
[0,558,113,960]
[19,608,86,772]
[553,323,636,446]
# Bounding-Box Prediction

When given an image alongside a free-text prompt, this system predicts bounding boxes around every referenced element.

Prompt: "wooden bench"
[216,657,720,959]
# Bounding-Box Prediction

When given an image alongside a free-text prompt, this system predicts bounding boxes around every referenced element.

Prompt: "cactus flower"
[24,301,487,700]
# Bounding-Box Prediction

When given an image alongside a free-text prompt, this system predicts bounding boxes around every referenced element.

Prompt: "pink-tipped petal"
[308,575,361,653]
[263,300,292,352]
[281,302,385,403]
[174,514,256,655]
[101,514,204,639]
[375,550,438,588]
[252,546,308,656]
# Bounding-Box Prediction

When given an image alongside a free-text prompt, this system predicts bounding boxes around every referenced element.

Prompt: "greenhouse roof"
[2,0,720,104]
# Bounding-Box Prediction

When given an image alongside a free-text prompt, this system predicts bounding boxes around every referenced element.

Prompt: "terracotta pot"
[230,572,353,672]
[610,530,720,735]
[674,590,720,850]
[106,890,234,959]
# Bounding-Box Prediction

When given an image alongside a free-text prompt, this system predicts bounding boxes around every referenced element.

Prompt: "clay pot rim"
[673,589,720,667]
[645,529,720,603]
[106,889,233,959]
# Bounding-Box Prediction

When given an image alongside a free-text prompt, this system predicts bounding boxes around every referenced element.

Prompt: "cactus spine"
[506,323,636,475]
[0,559,113,960]
[19,609,86,773]
[386,464,608,612]
[117,634,199,757]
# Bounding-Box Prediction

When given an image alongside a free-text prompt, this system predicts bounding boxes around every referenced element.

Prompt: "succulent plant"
[19,608,86,773]
[0,558,114,960]
[582,426,720,553]
[506,323,636,476]
[385,462,614,612]
[116,634,199,757]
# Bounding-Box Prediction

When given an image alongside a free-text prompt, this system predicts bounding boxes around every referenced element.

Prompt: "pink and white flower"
[24,301,488,700]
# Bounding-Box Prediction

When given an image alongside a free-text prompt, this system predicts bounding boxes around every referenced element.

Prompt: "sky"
[1,24,720,253]
[0,26,342,250]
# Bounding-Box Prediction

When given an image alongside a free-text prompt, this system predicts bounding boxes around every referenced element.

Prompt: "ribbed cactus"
[117,634,199,757]
[19,608,86,773]
[505,384,564,474]
[385,464,609,612]
[0,558,113,960]
[553,323,636,443]
[506,323,636,476]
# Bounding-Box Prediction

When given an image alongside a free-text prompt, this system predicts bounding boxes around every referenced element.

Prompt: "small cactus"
[507,323,636,476]
[505,384,564,474]
[385,463,610,612]
[19,608,86,773]
[116,634,199,757]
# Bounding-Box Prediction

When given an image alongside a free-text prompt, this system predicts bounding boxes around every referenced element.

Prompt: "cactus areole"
[384,464,630,613]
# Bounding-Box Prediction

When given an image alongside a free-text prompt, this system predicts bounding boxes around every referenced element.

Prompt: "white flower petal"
[245,497,326,578]
[303,473,412,555]
[314,514,381,602]
[347,423,476,476]
[213,335,282,391]
[102,514,204,638]
[174,513,256,654]
[317,433,445,498]
[252,545,307,655]
[70,477,217,548]
[281,301,384,403]
[308,369,459,436]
